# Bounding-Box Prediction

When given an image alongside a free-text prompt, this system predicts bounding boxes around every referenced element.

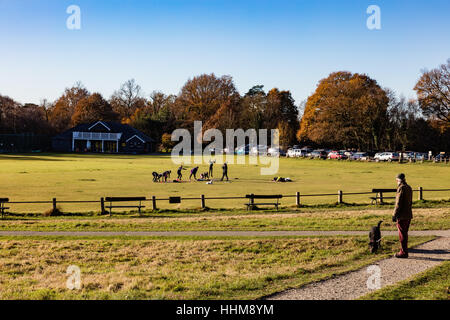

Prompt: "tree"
[240,85,267,130]
[265,89,299,147]
[414,59,450,125]
[175,73,240,126]
[298,72,389,150]
[49,82,90,132]
[110,79,147,121]
[71,93,118,125]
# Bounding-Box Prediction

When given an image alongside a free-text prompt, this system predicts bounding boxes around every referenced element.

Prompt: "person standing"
[208,159,215,178]
[392,173,413,258]
[220,162,229,181]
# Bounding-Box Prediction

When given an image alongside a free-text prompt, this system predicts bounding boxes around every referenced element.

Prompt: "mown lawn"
[361,261,450,300]
[0,236,434,300]
[0,153,449,213]
[1,208,448,232]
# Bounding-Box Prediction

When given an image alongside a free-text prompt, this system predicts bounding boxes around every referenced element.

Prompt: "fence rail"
[1,187,449,215]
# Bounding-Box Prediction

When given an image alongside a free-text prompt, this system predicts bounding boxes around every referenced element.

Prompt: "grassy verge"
[361,261,450,300]
[0,235,433,300]
[1,208,448,232]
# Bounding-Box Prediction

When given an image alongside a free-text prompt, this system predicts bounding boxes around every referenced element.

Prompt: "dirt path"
[266,236,449,300]
[0,230,448,237]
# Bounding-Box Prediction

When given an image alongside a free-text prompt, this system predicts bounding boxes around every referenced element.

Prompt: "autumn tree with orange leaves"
[298,72,389,150]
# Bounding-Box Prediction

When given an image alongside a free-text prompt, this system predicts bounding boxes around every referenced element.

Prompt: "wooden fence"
[1,187,449,215]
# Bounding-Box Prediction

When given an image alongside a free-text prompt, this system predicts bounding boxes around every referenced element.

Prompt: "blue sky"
[0,0,449,105]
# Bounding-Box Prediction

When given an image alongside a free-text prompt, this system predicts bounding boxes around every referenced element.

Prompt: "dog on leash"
[369,221,383,253]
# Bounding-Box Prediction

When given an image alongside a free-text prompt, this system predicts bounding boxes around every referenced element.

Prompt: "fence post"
[100,197,105,214]
[418,187,423,201]
[338,190,343,204]
[201,194,206,209]
[152,196,157,211]
[296,192,301,207]
[52,198,57,211]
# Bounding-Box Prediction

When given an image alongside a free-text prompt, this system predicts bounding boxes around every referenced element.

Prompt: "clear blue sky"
[1,0,449,105]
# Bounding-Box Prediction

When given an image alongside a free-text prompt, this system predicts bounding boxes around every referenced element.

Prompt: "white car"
[374,152,400,162]
[250,145,268,156]
[287,148,301,157]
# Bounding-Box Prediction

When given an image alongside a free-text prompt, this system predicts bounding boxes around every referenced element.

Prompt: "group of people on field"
[154,160,229,183]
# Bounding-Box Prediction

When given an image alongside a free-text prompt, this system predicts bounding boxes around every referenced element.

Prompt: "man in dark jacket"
[392,173,413,258]
[220,162,229,181]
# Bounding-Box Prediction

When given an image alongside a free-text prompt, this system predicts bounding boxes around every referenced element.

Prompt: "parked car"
[350,152,369,160]
[235,144,251,155]
[310,150,328,159]
[267,147,285,157]
[287,148,297,157]
[434,153,449,162]
[374,152,400,162]
[328,150,348,160]
[250,145,268,156]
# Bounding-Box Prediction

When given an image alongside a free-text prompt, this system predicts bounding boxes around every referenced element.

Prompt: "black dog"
[369,221,383,253]
[152,172,162,182]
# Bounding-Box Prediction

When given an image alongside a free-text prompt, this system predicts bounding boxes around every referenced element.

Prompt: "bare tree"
[110,79,146,120]
[414,59,450,124]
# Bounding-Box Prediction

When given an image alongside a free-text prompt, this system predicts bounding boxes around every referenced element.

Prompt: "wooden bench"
[0,198,9,218]
[245,194,282,211]
[104,197,146,215]
[370,189,397,204]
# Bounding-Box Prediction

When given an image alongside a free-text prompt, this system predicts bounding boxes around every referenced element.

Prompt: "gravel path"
[266,236,450,300]
[0,230,448,237]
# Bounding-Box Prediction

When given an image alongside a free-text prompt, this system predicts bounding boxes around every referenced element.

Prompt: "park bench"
[0,198,9,218]
[245,194,282,211]
[370,189,397,204]
[104,197,146,215]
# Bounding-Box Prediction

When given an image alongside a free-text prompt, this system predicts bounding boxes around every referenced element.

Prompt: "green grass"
[1,207,448,231]
[0,235,434,300]
[361,261,450,300]
[0,153,449,213]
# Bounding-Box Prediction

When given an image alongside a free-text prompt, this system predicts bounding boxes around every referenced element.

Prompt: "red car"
[328,151,348,160]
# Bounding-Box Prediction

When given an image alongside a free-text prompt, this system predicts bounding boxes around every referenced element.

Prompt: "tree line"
[0,59,449,152]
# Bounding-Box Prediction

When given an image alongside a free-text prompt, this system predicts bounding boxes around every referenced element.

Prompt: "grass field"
[0,153,449,213]
[1,208,449,231]
[361,261,449,300]
[0,235,434,300]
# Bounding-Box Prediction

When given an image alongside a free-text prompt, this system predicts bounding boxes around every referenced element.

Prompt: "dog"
[152,172,162,182]
[369,221,383,253]
[200,172,210,180]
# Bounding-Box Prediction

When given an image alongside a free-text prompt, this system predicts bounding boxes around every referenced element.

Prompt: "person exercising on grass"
[189,166,199,181]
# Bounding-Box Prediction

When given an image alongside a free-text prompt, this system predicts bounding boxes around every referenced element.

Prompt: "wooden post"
[296,192,301,207]
[418,187,423,201]
[100,197,105,214]
[152,196,157,211]
[201,194,206,209]
[379,192,384,204]
[52,198,57,211]
[250,193,255,210]
[338,190,343,204]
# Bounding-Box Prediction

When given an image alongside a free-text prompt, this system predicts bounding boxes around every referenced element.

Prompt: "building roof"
[52,121,154,142]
